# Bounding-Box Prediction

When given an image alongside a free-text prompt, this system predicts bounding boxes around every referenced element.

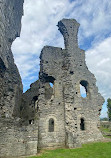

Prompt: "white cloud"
[69,0,111,46]
[12,0,74,82]
[86,37,111,100]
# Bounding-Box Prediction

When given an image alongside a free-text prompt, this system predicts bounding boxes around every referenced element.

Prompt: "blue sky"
[12,0,111,118]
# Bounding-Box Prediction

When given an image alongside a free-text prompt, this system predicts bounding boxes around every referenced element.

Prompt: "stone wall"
[38,47,66,149]
[58,19,104,147]
[0,0,23,118]
[0,1,38,157]
[100,121,111,128]
[38,19,104,148]
[0,118,38,157]
[21,80,40,121]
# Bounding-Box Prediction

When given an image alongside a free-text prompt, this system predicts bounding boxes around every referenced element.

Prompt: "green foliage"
[107,98,111,121]
[100,117,108,121]
[28,142,111,158]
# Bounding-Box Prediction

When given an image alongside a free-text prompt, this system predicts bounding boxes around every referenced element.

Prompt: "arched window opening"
[49,118,54,132]
[43,74,55,84]
[80,80,88,98]
[80,118,85,130]
[45,82,54,100]
[43,74,55,100]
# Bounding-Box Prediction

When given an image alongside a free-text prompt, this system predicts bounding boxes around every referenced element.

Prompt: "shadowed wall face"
[0,1,38,158]
[0,0,24,118]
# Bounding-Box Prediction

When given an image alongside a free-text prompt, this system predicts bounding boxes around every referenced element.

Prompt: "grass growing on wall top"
[28,142,111,158]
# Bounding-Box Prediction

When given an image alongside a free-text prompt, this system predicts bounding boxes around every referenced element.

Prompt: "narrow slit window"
[80,118,85,130]
[49,118,54,132]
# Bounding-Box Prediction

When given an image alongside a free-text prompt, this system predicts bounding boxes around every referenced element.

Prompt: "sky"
[11,0,111,118]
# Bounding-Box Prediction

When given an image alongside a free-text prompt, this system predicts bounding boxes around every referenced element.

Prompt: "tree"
[107,98,111,121]
[100,117,108,121]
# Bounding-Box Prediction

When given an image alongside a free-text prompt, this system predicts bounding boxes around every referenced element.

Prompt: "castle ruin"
[0,0,104,157]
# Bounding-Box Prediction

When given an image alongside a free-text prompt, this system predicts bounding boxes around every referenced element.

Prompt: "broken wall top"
[39,18,104,117]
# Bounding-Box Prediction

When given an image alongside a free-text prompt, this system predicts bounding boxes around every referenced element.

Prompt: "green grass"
[28,142,111,158]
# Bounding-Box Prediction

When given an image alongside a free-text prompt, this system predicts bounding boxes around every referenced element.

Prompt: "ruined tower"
[38,19,104,148]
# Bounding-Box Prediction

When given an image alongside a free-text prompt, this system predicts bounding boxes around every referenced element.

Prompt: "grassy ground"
[27,142,111,158]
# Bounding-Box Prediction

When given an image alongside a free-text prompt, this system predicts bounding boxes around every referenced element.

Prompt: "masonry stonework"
[0,1,38,157]
[0,1,104,157]
[38,19,104,149]
[0,0,23,118]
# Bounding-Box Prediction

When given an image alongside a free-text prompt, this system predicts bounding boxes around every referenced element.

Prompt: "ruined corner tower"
[38,19,104,148]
